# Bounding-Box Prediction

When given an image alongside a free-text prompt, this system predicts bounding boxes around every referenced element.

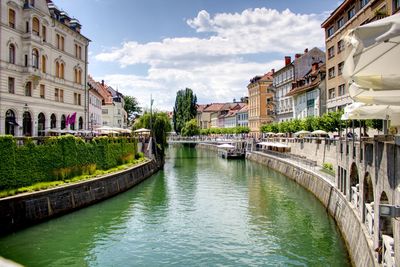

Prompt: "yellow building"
[247,71,274,135]
[321,0,399,112]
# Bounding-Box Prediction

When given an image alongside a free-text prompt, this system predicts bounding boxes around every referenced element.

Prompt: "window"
[56,34,60,49]
[361,0,369,8]
[40,84,45,98]
[32,17,39,36]
[328,46,335,58]
[327,26,334,37]
[60,63,64,79]
[102,109,108,114]
[55,88,59,101]
[348,7,356,20]
[24,54,28,66]
[25,82,32,96]
[32,48,39,68]
[74,93,81,105]
[74,68,82,84]
[41,55,46,73]
[394,0,400,12]
[328,67,335,79]
[338,40,345,53]
[42,25,46,42]
[329,88,336,99]
[338,61,344,75]
[338,84,346,96]
[61,36,65,51]
[337,17,344,29]
[75,44,82,59]
[9,44,15,64]
[9,9,16,28]
[8,77,15,94]
[55,61,60,77]
[60,89,64,102]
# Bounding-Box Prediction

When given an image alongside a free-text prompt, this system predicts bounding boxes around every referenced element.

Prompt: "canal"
[0,147,350,266]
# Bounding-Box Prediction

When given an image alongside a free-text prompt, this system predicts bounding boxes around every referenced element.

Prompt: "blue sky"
[55,0,339,111]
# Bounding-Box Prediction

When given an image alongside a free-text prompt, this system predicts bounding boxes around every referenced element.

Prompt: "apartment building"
[0,0,90,136]
[87,76,104,130]
[321,0,399,111]
[247,71,274,134]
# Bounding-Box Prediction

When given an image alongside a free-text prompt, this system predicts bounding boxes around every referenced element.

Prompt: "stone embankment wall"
[0,160,160,236]
[247,152,378,267]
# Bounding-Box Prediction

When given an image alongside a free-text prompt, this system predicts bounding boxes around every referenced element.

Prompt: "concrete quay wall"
[0,160,160,236]
[247,151,378,267]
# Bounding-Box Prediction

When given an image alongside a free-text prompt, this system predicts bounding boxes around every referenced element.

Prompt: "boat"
[217,144,245,159]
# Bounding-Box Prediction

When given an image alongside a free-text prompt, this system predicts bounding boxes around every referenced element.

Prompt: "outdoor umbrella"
[294,130,311,136]
[217,144,235,148]
[341,102,400,126]
[311,130,328,136]
[134,128,151,133]
[343,14,400,104]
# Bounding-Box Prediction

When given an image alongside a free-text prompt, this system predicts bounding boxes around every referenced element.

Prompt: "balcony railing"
[365,202,374,236]
[382,234,395,267]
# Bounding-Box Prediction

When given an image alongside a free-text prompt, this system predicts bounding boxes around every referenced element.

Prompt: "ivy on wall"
[0,135,137,190]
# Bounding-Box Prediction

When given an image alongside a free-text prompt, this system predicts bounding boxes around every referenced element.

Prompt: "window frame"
[9,9,16,29]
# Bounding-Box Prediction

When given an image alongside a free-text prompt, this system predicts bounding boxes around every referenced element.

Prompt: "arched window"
[74,68,82,84]
[9,44,15,64]
[32,48,39,68]
[78,117,83,130]
[23,111,32,136]
[32,17,39,36]
[41,55,46,73]
[55,61,60,77]
[9,9,16,28]
[25,82,32,96]
[61,115,66,129]
[38,113,45,136]
[60,63,65,79]
[5,110,16,136]
[50,114,56,129]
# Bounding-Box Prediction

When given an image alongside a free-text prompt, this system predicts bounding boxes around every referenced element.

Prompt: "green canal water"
[0,147,350,266]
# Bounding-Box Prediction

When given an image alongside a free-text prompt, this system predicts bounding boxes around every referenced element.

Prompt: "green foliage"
[181,119,200,136]
[0,135,138,191]
[134,111,172,157]
[172,88,197,134]
[260,110,381,134]
[199,126,250,135]
[322,162,334,172]
[124,95,142,125]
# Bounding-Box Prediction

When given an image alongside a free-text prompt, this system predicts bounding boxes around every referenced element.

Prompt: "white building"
[104,86,127,128]
[87,78,103,130]
[236,105,248,127]
[0,0,90,136]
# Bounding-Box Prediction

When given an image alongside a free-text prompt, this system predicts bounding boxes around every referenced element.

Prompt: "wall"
[0,160,160,236]
[247,151,379,267]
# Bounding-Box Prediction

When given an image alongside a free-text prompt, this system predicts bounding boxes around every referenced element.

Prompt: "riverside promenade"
[171,134,399,267]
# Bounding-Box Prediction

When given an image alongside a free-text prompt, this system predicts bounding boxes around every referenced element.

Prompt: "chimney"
[284,56,291,66]
[295,53,302,59]
[271,68,275,74]
[312,62,319,72]
[101,80,104,86]
[304,48,308,53]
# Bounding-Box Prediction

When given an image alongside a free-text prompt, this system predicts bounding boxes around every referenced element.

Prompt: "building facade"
[247,72,274,134]
[87,77,103,130]
[287,63,327,119]
[273,58,294,122]
[321,0,399,112]
[0,0,89,136]
[236,105,248,127]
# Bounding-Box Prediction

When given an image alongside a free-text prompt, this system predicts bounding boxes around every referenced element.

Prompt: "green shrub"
[0,136,138,191]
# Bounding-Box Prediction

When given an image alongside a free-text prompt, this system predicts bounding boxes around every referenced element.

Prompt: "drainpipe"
[84,42,89,130]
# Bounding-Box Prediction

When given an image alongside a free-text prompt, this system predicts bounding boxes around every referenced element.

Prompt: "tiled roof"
[197,104,209,112]
[286,64,326,97]
[203,103,225,112]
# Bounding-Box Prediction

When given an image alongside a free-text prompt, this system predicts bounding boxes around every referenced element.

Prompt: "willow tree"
[172,88,197,134]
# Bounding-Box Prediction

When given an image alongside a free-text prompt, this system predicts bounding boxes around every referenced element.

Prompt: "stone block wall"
[0,160,160,236]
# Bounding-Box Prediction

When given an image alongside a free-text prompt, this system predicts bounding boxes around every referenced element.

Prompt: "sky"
[54,0,339,111]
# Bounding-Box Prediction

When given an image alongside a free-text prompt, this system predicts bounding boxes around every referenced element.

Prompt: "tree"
[134,112,171,159]
[172,88,197,134]
[181,119,200,136]
[124,95,142,125]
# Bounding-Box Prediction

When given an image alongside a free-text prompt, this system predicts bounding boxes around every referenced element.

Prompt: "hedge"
[0,135,137,190]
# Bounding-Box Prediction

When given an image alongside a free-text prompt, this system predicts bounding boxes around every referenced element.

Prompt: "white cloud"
[94,8,326,111]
